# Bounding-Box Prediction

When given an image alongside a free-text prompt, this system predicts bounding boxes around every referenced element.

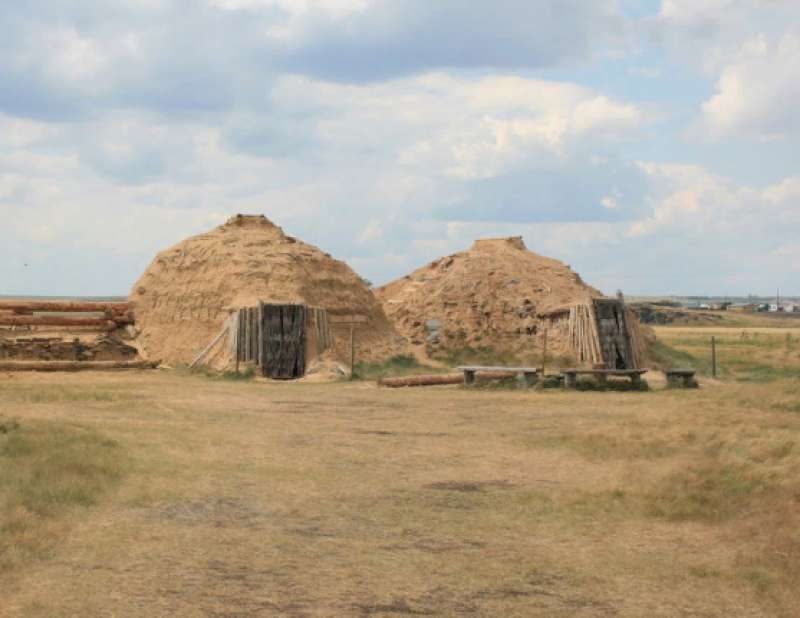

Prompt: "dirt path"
[0,372,782,616]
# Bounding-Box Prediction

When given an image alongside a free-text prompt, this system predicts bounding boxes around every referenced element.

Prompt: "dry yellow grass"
[1,329,799,616]
[0,415,127,574]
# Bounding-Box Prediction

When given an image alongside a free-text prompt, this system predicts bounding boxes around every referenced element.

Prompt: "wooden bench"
[457,366,540,387]
[664,368,698,388]
[561,368,648,389]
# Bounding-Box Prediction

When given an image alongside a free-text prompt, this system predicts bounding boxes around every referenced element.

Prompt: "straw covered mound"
[376,237,603,358]
[130,215,405,366]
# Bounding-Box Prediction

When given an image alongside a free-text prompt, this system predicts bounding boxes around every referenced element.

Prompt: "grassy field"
[0,415,127,574]
[1,322,800,616]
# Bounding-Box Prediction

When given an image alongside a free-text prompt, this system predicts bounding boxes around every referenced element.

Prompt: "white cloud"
[0,1,795,297]
[655,0,800,72]
[702,33,800,139]
[627,164,800,244]
[601,196,618,210]
[288,73,642,181]
[764,177,800,204]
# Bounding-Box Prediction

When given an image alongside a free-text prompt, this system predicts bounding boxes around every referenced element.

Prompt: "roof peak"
[221,214,284,234]
[470,236,526,252]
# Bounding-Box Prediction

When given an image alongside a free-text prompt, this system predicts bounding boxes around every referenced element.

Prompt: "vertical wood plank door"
[593,299,636,370]
[262,303,307,379]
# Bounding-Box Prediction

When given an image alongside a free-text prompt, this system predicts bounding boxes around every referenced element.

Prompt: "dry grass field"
[2,321,800,616]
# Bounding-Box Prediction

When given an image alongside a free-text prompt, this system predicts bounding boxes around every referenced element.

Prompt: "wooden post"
[541,328,548,375]
[234,311,241,374]
[350,323,356,378]
[257,302,264,372]
[711,336,717,378]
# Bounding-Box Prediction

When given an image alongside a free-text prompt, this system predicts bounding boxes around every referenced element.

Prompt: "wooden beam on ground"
[379,374,464,388]
[0,316,120,329]
[0,360,160,372]
[379,372,525,388]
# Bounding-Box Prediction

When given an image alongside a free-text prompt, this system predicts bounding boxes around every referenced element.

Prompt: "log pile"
[0,316,119,329]
[0,301,133,331]
[0,337,138,362]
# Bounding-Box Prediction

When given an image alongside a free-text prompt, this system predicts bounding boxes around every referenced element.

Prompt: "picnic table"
[561,368,647,389]
[457,366,540,386]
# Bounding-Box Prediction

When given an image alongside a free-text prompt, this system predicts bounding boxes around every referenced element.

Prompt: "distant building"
[730,303,759,313]
[767,303,800,313]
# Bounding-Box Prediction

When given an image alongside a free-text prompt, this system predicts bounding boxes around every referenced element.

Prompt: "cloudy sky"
[2,0,798,296]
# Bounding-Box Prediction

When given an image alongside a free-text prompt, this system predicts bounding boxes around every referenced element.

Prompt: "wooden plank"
[252,307,258,365]
[257,302,264,370]
[246,308,253,362]
[189,324,229,369]
[297,304,307,377]
[264,304,280,378]
[237,309,244,364]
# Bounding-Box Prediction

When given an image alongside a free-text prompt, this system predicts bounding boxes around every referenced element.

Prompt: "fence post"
[711,336,717,378]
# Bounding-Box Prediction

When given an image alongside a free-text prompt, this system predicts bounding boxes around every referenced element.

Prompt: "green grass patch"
[775,401,800,414]
[353,355,442,381]
[740,567,776,594]
[728,362,800,383]
[219,368,256,381]
[647,339,710,374]
[465,376,524,390]
[525,433,674,461]
[0,385,139,404]
[0,417,128,572]
[646,463,767,522]
[176,365,256,381]
[688,564,722,579]
[434,346,524,368]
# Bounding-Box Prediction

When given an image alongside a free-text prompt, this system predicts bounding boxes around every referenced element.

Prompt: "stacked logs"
[0,301,133,331]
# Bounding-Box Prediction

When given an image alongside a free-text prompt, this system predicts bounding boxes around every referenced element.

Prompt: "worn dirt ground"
[1,363,799,616]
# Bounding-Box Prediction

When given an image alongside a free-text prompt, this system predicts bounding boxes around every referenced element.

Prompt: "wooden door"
[262,303,307,379]
[593,299,636,369]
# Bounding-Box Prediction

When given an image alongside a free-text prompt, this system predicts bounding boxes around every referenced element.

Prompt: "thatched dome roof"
[376,237,603,357]
[130,214,404,366]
